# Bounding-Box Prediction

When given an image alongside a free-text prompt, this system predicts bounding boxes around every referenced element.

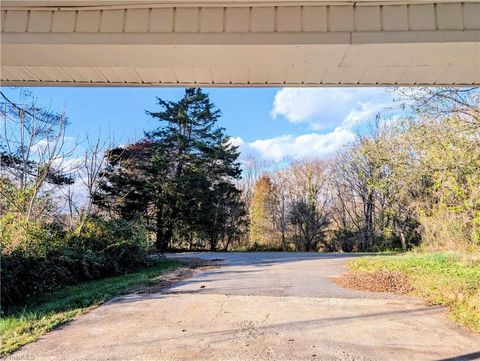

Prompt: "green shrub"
[1,217,149,311]
[0,214,65,257]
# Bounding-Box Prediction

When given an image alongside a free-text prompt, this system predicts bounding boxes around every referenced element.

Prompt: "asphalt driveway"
[11,252,480,360]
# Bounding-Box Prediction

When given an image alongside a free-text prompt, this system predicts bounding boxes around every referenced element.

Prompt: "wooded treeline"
[1,87,478,308]
[244,88,480,252]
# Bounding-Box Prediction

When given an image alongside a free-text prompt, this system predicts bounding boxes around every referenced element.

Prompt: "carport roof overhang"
[1,0,479,87]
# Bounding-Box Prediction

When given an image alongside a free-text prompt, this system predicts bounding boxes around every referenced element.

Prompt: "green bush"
[0,214,65,257]
[1,217,149,311]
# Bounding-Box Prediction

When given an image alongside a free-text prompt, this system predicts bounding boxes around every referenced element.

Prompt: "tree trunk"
[188,231,194,250]
[395,219,407,251]
[155,226,165,252]
[209,235,217,251]
[281,232,286,251]
[364,193,374,250]
[155,208,169,252]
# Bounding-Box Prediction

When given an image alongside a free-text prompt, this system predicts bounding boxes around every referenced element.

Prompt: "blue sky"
[2,87,395,163]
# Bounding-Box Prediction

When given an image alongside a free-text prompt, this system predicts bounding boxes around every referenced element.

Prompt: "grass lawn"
[349,252,480,332]
[0,260,183,355]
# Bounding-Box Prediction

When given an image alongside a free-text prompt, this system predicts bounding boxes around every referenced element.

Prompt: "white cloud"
[229,136,245,148]
[341,101,384,128]
[30,136,78,157]
[236,88,391,163]
[271,88,389,130]
[235,127,355,163]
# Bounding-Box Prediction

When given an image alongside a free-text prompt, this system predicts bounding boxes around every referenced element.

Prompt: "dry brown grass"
[333,271,414,295]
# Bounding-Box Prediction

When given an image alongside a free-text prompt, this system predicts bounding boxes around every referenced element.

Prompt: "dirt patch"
[135,258,221,294]
[333,271,414,295]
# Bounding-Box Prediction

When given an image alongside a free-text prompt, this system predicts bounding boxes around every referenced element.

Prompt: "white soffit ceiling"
[1,0,479,86]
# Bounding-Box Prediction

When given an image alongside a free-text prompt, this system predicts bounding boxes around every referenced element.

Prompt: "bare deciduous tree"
[0,91,78,222]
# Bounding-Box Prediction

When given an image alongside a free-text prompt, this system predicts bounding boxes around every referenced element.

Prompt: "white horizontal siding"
[2,3,477,34]
[1,2,478,86]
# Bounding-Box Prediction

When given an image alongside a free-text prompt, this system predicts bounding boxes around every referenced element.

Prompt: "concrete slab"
[11,252,480,360]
